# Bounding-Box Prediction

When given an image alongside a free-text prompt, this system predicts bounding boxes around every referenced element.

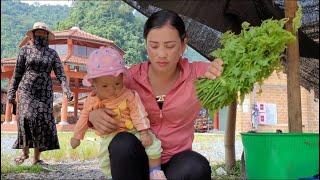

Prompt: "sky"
[21,0,73,7]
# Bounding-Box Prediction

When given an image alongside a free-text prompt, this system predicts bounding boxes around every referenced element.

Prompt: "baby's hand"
[140,130,153,147]
[70,137,81,149]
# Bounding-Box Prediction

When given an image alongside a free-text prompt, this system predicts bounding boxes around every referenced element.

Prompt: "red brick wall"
[235,71,319,133]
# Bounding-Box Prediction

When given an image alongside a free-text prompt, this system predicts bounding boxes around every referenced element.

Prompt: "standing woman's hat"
[26,22,55,40]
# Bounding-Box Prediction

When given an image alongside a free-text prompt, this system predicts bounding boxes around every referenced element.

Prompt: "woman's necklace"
[149,67,180,96]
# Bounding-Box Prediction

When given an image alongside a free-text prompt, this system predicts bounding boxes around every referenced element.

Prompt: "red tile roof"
[18,27,124,54]
[53,27,114,44]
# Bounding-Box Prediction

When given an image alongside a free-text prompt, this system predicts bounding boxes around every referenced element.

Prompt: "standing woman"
[88,10,224,179]
[7,22,73,165]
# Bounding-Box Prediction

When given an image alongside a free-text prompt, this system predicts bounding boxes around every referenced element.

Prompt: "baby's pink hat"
[82,46,126,87]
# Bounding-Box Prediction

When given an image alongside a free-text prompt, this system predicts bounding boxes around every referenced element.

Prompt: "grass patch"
[194,133,224,142]
[193,133,241,143]
[1,153,44,174]
[1,164,43,174]
[40,131,99,162]
[211,160,242,179]
[1,131,99,174]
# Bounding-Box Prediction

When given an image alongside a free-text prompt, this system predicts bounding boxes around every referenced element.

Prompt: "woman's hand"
[140,130,153,147]
[88,108,118,135]
[204,58,224,79]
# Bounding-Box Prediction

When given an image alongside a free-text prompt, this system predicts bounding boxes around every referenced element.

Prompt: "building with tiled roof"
[2,26,124,66]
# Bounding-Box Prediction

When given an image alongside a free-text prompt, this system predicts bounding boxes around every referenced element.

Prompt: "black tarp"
[123,0,319,98]
[125,0,319,59]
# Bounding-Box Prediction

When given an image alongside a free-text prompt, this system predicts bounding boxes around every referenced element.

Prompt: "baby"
[70,47,166,180]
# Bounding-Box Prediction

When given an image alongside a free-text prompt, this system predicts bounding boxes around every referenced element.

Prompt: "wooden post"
[225,100,237,171]
[285,0,302,132]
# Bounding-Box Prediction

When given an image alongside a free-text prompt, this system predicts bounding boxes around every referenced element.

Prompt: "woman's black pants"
[108,132,211,180]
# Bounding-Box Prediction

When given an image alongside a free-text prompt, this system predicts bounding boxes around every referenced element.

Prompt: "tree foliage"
[1,1,70,59]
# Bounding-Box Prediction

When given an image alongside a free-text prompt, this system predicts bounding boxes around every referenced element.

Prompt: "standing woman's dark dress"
[7,35,72,152]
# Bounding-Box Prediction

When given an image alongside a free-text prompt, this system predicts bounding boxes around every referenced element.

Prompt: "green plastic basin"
[241,132,319,180]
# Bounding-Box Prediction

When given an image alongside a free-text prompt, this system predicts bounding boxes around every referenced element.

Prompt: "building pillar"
[11,114,17,124]
[73,76,79,119]
[10,92,18,125]
[74,92,78,119]
[4,80,13,124]
[67,39,73,56]
[214,112,219,130]
[59,65,70,125]
[4,100,12,124]
[59,93,69,125]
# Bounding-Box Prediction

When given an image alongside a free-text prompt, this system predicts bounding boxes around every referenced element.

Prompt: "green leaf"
[293,4,302,33]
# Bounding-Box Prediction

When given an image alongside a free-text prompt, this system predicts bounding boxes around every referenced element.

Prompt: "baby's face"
[92,74,124,100]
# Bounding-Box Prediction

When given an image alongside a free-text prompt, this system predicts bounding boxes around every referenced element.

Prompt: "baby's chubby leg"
[139,132,166,180]
[149,157,161,168]
[98,133,117,179]
[149,158,167,180]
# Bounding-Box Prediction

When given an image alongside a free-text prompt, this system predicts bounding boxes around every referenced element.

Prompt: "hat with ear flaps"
[25,22,55,40]
[82,46,127,87]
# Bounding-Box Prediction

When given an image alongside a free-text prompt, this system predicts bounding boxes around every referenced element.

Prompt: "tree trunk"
[224,100,237,172]
[284,0,302,132]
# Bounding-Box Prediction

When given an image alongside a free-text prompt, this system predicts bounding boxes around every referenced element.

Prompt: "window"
[73,45,98,58]
[79,65,86,72]
[73,45,86,57]
[56,45,67,56]
[87,47,96,57]
[49,44,67,56]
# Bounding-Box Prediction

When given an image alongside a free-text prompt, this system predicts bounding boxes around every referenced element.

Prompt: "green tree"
[1,1,70,59]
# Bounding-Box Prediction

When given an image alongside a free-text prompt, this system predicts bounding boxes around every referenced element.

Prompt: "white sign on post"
[257,103,277,125]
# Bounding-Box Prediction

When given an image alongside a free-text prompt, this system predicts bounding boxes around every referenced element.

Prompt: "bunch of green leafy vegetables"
[195,18,297,114]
